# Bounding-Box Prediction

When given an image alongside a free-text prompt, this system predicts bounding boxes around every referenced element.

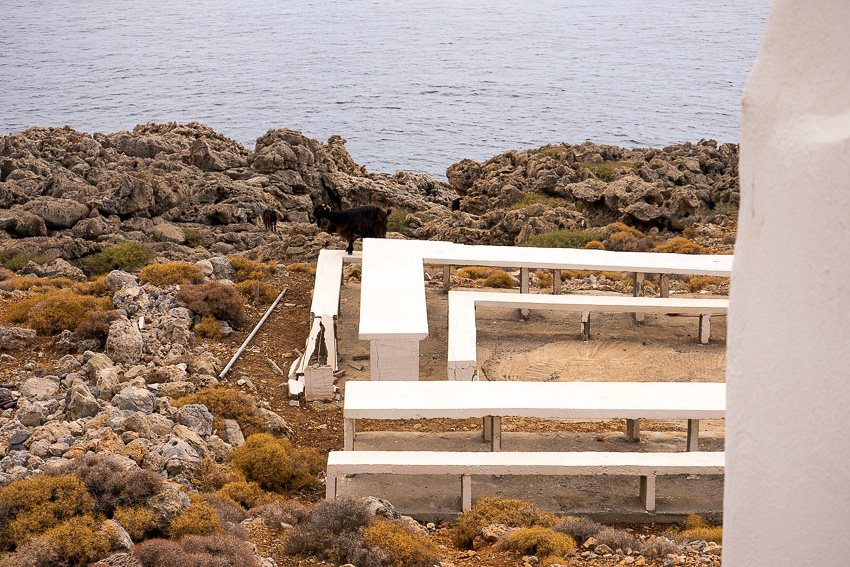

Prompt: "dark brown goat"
[311,204,391,254]
[262,209,278,232]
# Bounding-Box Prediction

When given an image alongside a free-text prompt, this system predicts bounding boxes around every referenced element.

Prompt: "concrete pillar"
[726,2,850,565]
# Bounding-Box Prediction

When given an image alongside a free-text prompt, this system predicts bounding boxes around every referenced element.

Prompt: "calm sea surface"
[0,0,771,179]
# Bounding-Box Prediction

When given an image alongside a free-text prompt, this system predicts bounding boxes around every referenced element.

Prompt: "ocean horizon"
[0,0,771,179]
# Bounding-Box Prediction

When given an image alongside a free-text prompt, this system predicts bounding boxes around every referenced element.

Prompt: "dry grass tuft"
[362,517,440,567]
[451,497,557,549]
[139,262,205,287]
[229,434,325,492]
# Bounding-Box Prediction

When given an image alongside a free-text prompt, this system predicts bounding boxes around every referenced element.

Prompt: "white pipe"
[219,288,287,379]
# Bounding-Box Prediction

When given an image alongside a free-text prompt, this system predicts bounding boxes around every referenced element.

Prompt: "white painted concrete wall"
[726,1,850,565]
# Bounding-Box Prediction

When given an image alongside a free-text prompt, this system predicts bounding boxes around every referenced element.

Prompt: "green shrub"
[483,269,515,289]
[0,251,45,272]
[139,262,205,287]
[85,242,154,275]
[44,515,110,567]
[235,279,278,303]
[113,506,158,542]
[4,290,112,336]
[229,256,276,282]
[176,282,245,327]
[451,497,557,549]
[363,517,439,567]
[0,474,95,551]
[216,481,269,510]
[286,262,315,275]
[524,229,605,249]
[183,228,206,248]
[497,526,576,558]
[229,434,325,492]
[167,500,222,540]
[386,211,408,233]
[654,237,706,255]
[174,387,267,438]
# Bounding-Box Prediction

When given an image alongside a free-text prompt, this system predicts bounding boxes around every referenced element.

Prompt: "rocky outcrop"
[442,140,739,239]
[0,122,454,265]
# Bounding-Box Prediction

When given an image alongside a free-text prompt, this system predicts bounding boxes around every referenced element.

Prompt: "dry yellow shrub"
[139,262,205,286]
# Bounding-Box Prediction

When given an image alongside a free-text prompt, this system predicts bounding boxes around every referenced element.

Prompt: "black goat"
[311,204,391,254]
[262,209,278,232]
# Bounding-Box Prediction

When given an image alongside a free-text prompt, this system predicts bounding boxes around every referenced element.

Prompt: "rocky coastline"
[1,122,738,266]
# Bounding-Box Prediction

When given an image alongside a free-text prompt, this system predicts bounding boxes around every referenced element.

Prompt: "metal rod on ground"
[219,288,287,380]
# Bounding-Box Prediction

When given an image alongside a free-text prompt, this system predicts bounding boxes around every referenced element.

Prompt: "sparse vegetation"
[594,526,639,552]
[139,262,205,287]
[248,501,309,531]
[0,251,45,272]
[84,242,154,275]
[229,434,325,493]
[286,262,316,275]
[455,266,494,280]
[176,282,245,327]
[580,161,639,181]
[51,453,163,517]
[284,497,382,566]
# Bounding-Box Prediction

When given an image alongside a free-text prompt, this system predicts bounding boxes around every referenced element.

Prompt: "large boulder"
[0,209,46,237]
[112,386,156,414]
[0,327,37,350]
[105,319,143,365]
[18,376,59,400]
[20,197,90,229]
[172,404,213,437]
[65,383,101,419]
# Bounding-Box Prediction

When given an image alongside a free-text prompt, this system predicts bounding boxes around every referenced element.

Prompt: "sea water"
[0,0,771,178]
